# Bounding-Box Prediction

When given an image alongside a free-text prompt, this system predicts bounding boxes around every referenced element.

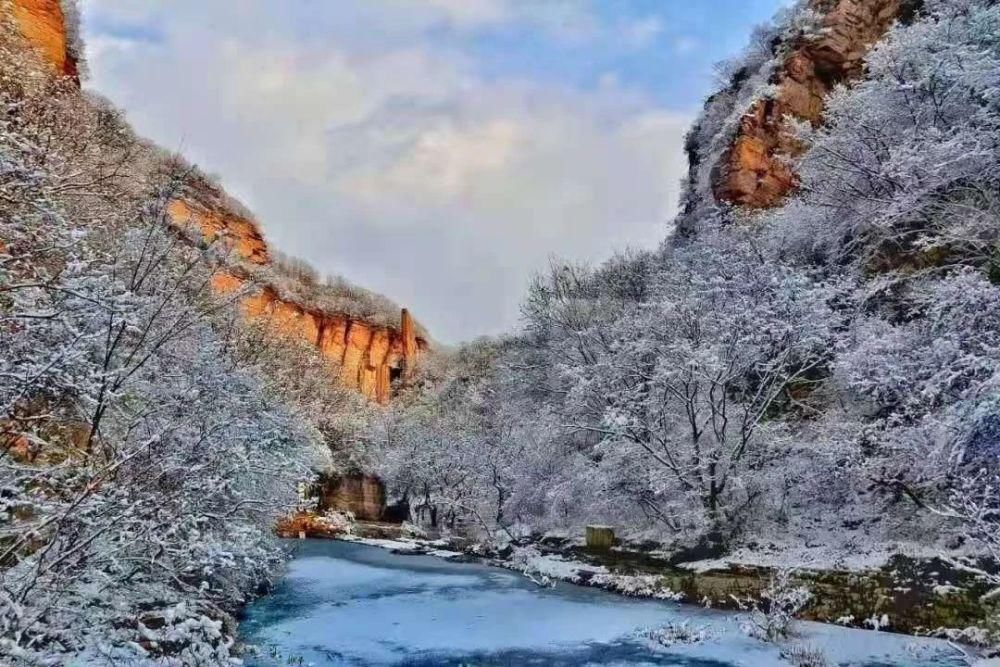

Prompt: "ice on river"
[240,540,966,666]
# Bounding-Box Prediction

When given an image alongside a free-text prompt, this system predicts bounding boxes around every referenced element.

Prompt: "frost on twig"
[737,569,813,643]
[636,621,713,649]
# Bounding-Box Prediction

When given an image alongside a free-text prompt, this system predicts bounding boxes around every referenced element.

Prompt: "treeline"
[267,251,428,336]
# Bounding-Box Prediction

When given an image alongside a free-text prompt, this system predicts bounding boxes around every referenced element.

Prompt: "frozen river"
[240,539,965,666]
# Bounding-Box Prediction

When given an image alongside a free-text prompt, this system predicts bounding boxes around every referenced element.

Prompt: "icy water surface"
[240,540,965,666]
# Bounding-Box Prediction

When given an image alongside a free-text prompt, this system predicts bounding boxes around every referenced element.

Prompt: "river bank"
[240,539,974,666]
[277,515,999,656]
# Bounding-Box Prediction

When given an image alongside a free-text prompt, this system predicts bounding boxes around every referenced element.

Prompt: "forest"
[370,0,1000,571]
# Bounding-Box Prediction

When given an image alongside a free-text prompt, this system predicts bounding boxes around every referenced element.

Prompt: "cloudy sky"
[79,0,787,343]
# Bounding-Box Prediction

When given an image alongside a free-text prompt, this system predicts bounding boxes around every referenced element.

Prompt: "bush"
[739,570,813,643]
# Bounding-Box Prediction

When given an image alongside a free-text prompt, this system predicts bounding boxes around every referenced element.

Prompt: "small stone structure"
[586,525,615,550]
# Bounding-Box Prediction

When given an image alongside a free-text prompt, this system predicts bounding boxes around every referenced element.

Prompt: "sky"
[79,0,789,343]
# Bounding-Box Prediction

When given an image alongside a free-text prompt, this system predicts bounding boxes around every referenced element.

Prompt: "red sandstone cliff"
[8,1,427,403]
[714,0,916,208]
[10,0,78,79]
[211,270,425,403]
[170,184,427,404]
[168,199,270,265]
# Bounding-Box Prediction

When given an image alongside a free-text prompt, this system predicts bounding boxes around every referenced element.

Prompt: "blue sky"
[80,0,789,342]
[456,0,788,103]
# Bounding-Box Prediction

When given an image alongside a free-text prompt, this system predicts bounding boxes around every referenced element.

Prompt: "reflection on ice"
[240,540,964,667]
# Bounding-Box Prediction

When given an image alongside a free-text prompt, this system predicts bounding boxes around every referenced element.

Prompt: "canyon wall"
[713,0,916,208]
[9,3,427,404]
[170,190,426,404]
[10,0,78,79]
[213,271,423,403]
[167,199,270,265]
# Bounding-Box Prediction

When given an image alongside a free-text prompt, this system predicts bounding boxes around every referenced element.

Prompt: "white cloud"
[421,0,509,27]
[673,36,701,55]
[81,0,691,341]
[623,16,665,48]
[343,119,523,204]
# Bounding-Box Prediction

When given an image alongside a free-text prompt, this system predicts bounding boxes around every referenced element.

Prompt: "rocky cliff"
[168,199,270,266]
[8,1,427,404]
[10,0,78,79]
[170,184,427,404]
[317,474,386,522]
[706,0,919,209]
[212,271,425,403]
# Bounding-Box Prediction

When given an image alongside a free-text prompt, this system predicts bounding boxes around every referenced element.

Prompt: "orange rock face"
[168,199,270,265]
[10,0,78,79]
[163,151,424,405]
[715,0,908,208]
[401,308,418,369]
[170,185,427,403]
[206,267,422,403]
[169,191,429,403]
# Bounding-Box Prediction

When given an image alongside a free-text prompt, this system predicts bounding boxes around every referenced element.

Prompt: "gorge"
[1,0,999,665]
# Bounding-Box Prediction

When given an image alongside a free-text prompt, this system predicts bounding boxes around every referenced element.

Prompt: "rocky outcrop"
[10,0,78,79]
[400,308,418,375]
[168,199,270,265]
[170,183,426,403]
[210,269,424,402]
[317,474,387,522]
[714,0,916,208]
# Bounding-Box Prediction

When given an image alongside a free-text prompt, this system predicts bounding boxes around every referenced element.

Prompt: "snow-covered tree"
[773,0,1000,276]
[0,50,324,664]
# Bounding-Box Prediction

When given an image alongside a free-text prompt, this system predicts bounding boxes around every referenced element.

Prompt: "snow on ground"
[505,545,685,600]
[680,541,960,573]
[246,539,974,667]
[337,534,465,560]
